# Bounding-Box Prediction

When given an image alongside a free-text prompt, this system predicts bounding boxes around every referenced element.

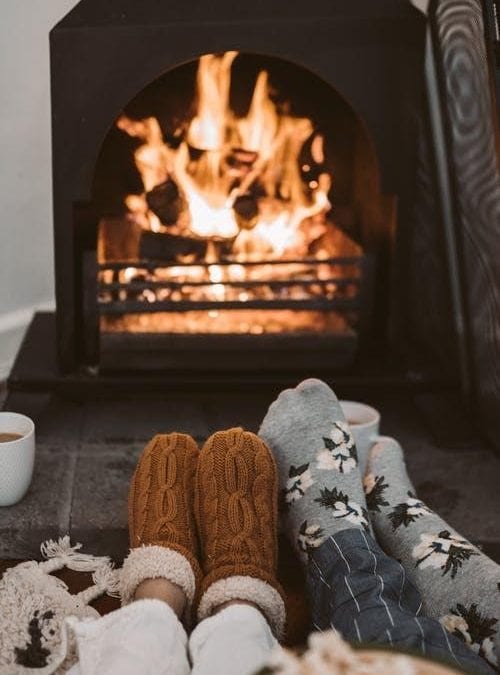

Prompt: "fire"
[117,51,331,251]
[188,51,237,152]
[100,52,363,335]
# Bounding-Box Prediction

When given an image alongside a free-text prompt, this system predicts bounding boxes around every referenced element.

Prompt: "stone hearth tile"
[70,449,137,559]
[80,395,210,446]
[35,397,85,444]
[4,392,85,448]
[78,440,144,455]
[202,390,276,437]
[0,448,76,559]
[378,396,428,445]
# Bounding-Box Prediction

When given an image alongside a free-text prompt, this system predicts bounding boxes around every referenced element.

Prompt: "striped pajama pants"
[306,528,495,674]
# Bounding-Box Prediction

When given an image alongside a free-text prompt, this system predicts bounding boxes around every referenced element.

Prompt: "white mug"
[0,412,36,506]
[339,401,387,475]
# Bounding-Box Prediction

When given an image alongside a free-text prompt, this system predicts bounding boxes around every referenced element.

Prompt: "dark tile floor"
[1,387,499,563]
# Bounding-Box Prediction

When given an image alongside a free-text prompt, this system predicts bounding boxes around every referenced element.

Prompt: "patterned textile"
[305,529,496,675]
[0,537,119,675]
[365,436,500,670]
[259,379,371,562]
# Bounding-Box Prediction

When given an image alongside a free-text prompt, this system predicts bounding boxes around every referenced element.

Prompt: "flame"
[188,51,237,151]
[171,142,239,239]
[117,116,170,192]
[237,70,278,157]
[100,53,367,336]
[118,51,331,252]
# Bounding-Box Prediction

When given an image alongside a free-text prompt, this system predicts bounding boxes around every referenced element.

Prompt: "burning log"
[233,194,259,230]
[146,179,186,226]
[139,230,207,261]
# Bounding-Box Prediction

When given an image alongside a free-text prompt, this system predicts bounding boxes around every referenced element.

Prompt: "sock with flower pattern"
[365,437,500,670]
[259,378,370,561]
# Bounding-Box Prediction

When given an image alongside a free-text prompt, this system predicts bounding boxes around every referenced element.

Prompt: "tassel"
[40,535,111,573]
[93,563,121,598]
[76,562,121,605]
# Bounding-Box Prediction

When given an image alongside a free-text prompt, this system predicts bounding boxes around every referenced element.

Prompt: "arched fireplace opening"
[88,52,394,370]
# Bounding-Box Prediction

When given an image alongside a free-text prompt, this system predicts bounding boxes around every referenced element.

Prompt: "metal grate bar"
[99,297,360,314]
[99,277,361,292]
[99,256,364,271]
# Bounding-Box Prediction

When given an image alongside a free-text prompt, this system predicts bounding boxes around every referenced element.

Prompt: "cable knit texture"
[125,433,202,609]
[195,428,286,637]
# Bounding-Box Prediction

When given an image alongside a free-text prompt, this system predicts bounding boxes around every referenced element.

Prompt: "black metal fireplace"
[49,0,426,376]
[16,0,493,448]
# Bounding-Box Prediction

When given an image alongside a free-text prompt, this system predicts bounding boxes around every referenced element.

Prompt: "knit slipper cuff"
[120,544,199,610]
[197,574,286,639]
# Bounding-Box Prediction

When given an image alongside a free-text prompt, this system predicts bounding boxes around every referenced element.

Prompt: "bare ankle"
[134,578,186,618]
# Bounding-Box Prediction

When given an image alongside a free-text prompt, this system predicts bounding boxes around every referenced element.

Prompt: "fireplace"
[49,0,425,375]
[93,50,387,371]
[41,0,499,445]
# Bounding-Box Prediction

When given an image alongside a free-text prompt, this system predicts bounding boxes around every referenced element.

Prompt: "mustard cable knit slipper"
[120,433,202,620]
[194,427,286,639]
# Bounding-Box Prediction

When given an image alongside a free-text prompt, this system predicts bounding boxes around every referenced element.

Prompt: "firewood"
[146,180,186,226]
[234,194,259,230]
[139,230,206,261]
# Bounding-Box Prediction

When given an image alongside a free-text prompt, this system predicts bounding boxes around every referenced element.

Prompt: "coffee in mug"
[0,433,23,443]
[0,412,35,506]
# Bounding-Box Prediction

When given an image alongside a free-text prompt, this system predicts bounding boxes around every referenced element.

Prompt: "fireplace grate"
[97,255,373,319]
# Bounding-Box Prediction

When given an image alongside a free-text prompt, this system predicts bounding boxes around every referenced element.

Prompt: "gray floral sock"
[365,437,500,670]
[258,378,369,561]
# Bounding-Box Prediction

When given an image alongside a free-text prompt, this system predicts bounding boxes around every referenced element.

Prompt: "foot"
[120,433,202,620]
[363,437,476,572]
[258,379,370,560]
[194,427,286,638]
[365,437,500,670]
[134,577,186,617]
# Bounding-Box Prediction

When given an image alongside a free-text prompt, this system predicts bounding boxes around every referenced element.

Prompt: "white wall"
[0,0,79,378]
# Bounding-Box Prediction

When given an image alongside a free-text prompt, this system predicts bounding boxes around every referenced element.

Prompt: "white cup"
[339,401,386,475]
[0,412,36,506]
